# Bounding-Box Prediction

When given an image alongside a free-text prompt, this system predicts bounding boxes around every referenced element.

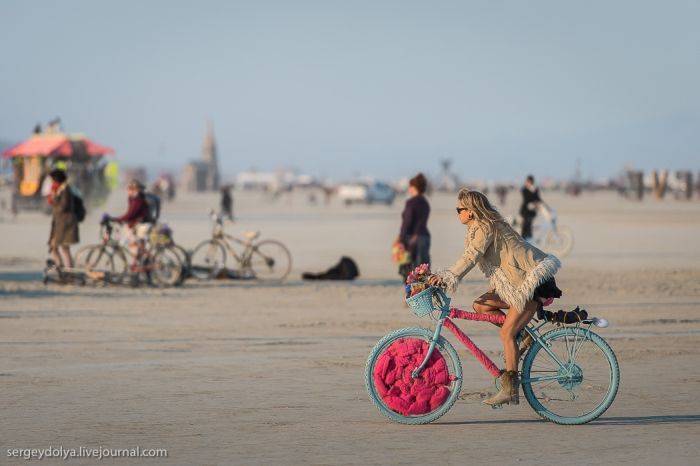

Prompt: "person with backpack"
[47,169,79,268]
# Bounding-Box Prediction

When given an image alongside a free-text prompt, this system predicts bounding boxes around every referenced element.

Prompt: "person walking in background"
[397,173,430,279]
[495,184,508,205]
[220,185,234,221]
[47,169,79,268]
[519,175,542,240]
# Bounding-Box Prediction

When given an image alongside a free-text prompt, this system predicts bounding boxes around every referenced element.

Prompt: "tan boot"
[483,371,520,407]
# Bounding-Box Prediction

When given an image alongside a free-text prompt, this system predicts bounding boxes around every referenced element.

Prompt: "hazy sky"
[1,0,698,181]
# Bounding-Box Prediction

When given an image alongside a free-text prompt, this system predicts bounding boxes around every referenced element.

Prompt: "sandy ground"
[1,190,699,465]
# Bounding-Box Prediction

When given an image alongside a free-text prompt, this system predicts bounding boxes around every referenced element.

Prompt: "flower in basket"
[405,263,432,298]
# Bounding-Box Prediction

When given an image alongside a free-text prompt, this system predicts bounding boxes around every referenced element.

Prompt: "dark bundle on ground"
[302,256,359,280]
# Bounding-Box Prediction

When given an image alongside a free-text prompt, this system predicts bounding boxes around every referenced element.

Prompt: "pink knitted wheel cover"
[373,338,451,416]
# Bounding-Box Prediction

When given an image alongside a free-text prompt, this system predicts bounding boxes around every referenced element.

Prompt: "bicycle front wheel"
[247,240,292,281]
[365,327,462,425]
[521,327,619,425]
[190,240,227,280]
[75,245,96,268]
[76,244,128,284]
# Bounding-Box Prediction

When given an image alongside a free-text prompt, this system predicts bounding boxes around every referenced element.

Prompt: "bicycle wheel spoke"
[564,332,572,362]
[571,331,589,364]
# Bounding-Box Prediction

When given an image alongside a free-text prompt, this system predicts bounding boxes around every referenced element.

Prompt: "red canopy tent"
[3,132,116,212]
[2,134,115,158]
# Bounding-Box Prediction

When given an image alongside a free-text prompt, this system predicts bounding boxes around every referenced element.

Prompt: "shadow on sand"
[436,414,700,426]
[188,278,403,289]
[0,271,43,282]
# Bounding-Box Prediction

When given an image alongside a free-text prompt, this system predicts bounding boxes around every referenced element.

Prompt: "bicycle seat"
[243,231,260,240]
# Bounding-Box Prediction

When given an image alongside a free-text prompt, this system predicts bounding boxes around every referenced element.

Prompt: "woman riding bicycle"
[429,189,561,407]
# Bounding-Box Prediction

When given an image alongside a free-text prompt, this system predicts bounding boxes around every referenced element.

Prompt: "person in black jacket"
[220,185,234,221]
[519,175,541,240]
[397,173,430,278]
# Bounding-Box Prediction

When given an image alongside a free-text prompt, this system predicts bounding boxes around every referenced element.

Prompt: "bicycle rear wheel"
[247,240,292,281]
[365,327,462,425]
[521,327,619,425]
[190,240,227,279]
[151,246,183,287]
[544,225,574,257]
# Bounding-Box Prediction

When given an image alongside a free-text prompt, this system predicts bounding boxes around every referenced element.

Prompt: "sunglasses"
[456,208,469,214]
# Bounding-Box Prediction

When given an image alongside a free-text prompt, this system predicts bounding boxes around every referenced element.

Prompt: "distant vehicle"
[337,182,396,206]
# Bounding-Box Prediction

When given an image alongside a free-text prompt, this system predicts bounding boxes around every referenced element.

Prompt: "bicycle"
[190,211,292,281]
[365,287,619,425]
[76,217,183,287]
[512,205,574,257]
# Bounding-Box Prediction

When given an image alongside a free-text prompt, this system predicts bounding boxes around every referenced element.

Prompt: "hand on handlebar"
[428,274,445,288]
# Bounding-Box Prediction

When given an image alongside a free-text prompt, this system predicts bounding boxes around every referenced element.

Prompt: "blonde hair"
[457,188,504,225]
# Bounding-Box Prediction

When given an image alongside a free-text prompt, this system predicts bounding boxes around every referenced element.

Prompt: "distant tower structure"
[202,120,220,191]
[437,158,460,192]
[180,121,222,192]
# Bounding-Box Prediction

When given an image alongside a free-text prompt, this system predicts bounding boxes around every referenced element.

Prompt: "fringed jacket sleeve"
[438,222,494,292]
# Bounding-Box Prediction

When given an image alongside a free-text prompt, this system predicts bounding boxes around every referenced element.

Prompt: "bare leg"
[499,300,539,371]
[59,245,73,268]
[50,246,63,268]
[473,291,508,326]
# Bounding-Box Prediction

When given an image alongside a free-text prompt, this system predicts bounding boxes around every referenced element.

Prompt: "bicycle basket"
[405,287,450,317]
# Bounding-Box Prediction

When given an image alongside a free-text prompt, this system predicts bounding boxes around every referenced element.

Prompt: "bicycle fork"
[411,318,447,379]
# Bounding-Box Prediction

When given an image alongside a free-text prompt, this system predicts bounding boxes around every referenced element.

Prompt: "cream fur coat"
[437,219,560,312]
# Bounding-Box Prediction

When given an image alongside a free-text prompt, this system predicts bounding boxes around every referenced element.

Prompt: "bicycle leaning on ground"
[365,287,619,425]
[190,211,292,281]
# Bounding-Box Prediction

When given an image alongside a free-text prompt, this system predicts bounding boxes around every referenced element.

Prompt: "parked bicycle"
[190,211,292,281]
[365,287,619,425]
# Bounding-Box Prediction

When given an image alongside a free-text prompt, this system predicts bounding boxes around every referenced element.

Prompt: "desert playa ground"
[1,190,699,465]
